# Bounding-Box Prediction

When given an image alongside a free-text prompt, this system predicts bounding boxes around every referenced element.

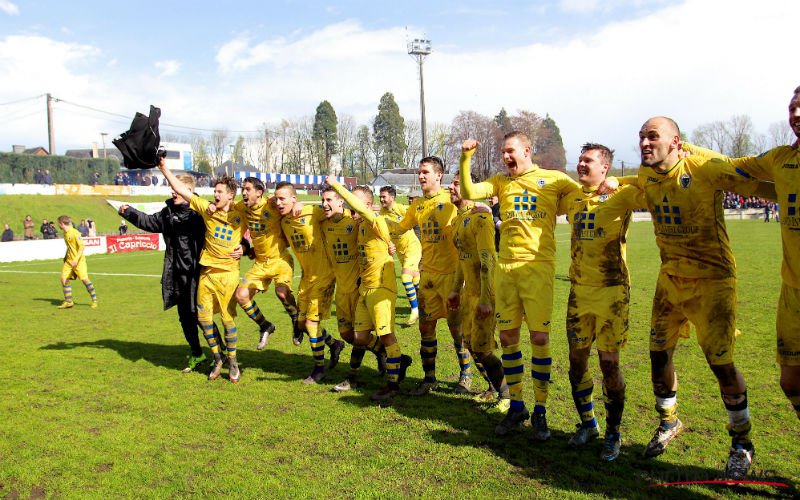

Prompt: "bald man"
[633,116,776,480]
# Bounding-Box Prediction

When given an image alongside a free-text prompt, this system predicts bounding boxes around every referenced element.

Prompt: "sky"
[0,0,797,169]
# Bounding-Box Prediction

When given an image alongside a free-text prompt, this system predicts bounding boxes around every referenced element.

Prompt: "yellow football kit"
[635,155,760,363]
[321,209,361,332]
[381,202,422,271]
[451,201,497,352]
[398,188,458,322]
[460,148,579,332]
[332,183,397,336]
[189,196,246,326]
[684,143,800,365]
[61,226,89,281]
[560,184,645,352]
[281,205,334,322]
[237,198,294,290]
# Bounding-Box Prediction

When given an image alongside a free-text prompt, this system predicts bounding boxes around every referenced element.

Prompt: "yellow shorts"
[495,260,555,333]
[335,287,360,334]
[354,287,396,336]
[777,283,800,366]
[418,271,458,324]
[650,272,738,365]
[241,255,294,291]
[61,260,89,282]
[197,267,239,325]
[566,283,629,352]
[461,293,497,353]
[297,273,335,323]
[397,242,421,272]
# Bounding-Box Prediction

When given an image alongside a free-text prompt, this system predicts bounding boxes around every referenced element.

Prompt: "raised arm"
[329,180,393,246]
[119,205,167,234]
[157,157,194,202]
[459,140,496,200]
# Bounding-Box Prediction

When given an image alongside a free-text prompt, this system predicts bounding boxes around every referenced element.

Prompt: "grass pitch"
[0,220,797,499]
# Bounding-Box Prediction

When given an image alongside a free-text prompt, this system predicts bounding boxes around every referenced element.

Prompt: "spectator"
[23,215,34,240]
[87,219,97,237]
[44,170,53,185]
[40,219,50,239]
[2,224,13,242]
[764,204,771,222]
[77,219,89,237]
[34,169,44,184]
[119,220,128,235]
[92,172,101,186]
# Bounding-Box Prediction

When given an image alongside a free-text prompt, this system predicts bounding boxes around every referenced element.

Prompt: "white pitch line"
[0,270,161,277]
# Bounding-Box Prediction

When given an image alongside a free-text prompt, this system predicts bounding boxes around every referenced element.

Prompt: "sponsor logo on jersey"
[782,163,798,169]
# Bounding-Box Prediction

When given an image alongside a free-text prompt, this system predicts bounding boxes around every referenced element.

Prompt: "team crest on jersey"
[598,194,609,202]
[263,212,270,220]
[234,216,241,224]
[463,217,470,227]
[437,202,444,211]
[346,224,353,233]
[537,178,546,187]
[299,217,306,224]
[680,174,691,189]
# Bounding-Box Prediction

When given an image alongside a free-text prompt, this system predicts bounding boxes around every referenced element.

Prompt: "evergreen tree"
[373,92,406,170]
[534,113,567,171]
[312,100,338,173]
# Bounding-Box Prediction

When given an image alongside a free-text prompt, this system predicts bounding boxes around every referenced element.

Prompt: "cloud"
[0,0,18,15]
[154,59,180,77]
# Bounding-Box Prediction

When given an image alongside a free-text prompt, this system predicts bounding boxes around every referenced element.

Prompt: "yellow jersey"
[452,201,496,303]
[559,184,644,287]
[280,204,332,280]
[635,155,760,279]
[380,202,422,254]
[459,149,579,262]
[320,209,360,293]
[398,188,458,274]
[685,143,800,287]
[189,196,245,272]
[331,184,396,292]
[236,198,287,261]
[63,226,85,264]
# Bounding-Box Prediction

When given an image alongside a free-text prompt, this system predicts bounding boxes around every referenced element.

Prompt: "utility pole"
[46,93,55,155]
[100,132,108,159]
[407,39,432,158]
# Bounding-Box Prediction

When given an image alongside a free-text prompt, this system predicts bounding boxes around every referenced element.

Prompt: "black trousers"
[176,294,203,356]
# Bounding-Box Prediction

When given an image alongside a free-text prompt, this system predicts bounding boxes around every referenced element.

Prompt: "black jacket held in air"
[120,199,205,312]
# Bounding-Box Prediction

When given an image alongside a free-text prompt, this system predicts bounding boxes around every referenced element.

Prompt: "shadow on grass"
[337,385,797,500]
[33,297,69,306]
[37,338,386,385]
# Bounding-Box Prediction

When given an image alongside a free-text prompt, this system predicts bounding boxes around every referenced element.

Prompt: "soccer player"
[459,134,580,439]
[633,116,776,480]
[558,143,644,461]
[232,177,302,350]
[118,173,235,373]
[159,160,246,383]
[56,215,97,309]
[379,185,422,325]
[274,181,344,384]
[328,179,412,399]
[397,156,473,396]
[320,186,386,392]
[680,86,800,424]
[446,177,510,413]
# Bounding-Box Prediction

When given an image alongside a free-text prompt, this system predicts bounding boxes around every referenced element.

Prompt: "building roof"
[23,147,49,155]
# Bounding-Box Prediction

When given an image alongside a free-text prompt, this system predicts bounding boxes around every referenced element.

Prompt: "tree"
[404,119,422,169]
[768,120,793,148]
[373,92,406,170]
[356,124,377,182]
[427,121,452,170]
[493,108,512,135]
[337,114,357,178]
[691,115,759,158]
[210,129,229,174]
[448,110,501,179]
[313,100,338,175]
[191,136,212,174]
[534,114,567,171]
[231,135,246,166]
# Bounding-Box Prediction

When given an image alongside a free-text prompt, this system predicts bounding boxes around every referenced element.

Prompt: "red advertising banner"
[106,234,160,253]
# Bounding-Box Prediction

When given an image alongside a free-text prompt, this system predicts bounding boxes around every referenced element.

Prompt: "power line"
[55,97,261,134]
[0,94,44,106]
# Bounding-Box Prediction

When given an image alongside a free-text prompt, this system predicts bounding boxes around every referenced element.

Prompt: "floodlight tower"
[407,38,432,158]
